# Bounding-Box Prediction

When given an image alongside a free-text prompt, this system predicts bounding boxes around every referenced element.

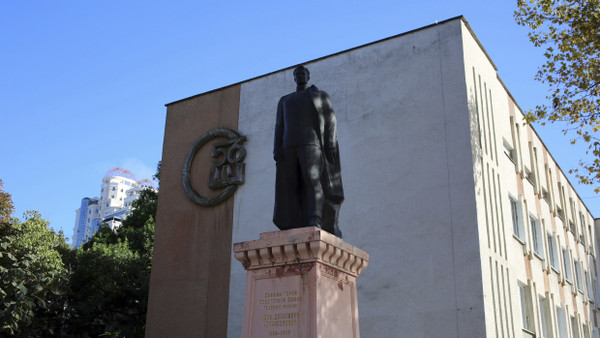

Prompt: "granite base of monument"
[233,227,369,338]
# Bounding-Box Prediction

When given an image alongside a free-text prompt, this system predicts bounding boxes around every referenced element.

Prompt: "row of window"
[519,282,592,338]
[505,119,594,253]
[84,199,129,217]
[510,197,596,301]
[101,186,129,193]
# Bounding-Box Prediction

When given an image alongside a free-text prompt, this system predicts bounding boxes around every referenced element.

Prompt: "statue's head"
[293,66,310,86]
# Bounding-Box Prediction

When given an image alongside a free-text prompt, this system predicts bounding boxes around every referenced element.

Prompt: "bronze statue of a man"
[273,65,344,237]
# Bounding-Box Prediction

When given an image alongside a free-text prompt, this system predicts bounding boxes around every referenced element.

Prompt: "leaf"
[515,0,600,191]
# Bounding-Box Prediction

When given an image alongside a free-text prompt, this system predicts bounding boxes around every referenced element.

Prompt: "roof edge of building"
[165,15,467,107]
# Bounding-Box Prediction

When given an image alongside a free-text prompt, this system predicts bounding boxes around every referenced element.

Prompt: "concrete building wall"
[461,21,519,338]
[147,16,599,337]
[146,85,240,337]
[227,18,486,338]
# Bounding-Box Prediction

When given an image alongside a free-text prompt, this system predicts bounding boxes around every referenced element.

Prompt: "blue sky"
[2,1,598,240]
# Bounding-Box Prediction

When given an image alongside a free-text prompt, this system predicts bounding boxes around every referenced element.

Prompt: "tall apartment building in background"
[72,167,156,248]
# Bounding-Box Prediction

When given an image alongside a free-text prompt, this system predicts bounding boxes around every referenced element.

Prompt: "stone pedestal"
[233,227,369,338]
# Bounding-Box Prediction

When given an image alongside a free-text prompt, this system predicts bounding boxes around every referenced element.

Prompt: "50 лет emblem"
[182,128,247,206]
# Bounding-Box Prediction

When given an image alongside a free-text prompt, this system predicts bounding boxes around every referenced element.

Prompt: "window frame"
[510,196,526,243]
[530,215,544,259]
[556,305,568,338]
[547,232,560,273]
[571,315,580,338]
[519,282,535,333]
[538,295,552,338]
[574,261,584,293]
[585,270,594,302]
[563,248,573,284]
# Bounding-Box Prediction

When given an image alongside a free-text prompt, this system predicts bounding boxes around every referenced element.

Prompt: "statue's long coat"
[273,85,344,237]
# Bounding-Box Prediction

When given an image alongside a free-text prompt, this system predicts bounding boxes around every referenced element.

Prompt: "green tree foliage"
[0,170,158,336]
[68,241,148,336]
[153,161,161,182]
[515,0,600,189]
[0,179,14,226]
[0,210,69,336]
[67,188,157,337]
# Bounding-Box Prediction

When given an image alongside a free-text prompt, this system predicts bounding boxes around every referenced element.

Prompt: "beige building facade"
[465,22,598,337]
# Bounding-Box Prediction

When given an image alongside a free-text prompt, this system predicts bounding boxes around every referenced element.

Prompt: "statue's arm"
[322,92,338,163]
[274,98,284,161]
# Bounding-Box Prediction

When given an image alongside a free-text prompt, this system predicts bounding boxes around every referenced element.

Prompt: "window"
[509,116,518,165]
[530,216,544,258]
[543,164,553,205]
[569,199,577,234]
[504,139,515,162]
[557,206,565,221]
[510,197,525,242]
[548,233,560,272]
[571,316,580,338]
[556,306,568,338]
[563,248,573,283]
[508,116,521,168]
[542,187,551,204]
[557,183,566,221]
[579,213,587,245]
[588,225,594,253]
[583,323,591,338]
[519,282,535,333]
[525,142,538,187]
[533,147,540,192]
[569,220,576,235]
[575,261,584,293]
[525,168,536,186]
[539,296,552,338]
[585,270,593,301]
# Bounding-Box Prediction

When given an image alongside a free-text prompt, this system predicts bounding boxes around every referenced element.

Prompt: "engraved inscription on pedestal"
[251,275,303,337]
[260,290,301,336]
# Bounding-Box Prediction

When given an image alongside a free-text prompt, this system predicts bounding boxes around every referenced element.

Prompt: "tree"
[67,187,157,337]
[515,0,600,189]
[0,211,69,336]
[153,160,161,182]
[0,179,14,226]
[68,240,149,337]
[0,163,160,336]
[0,181,71,336]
